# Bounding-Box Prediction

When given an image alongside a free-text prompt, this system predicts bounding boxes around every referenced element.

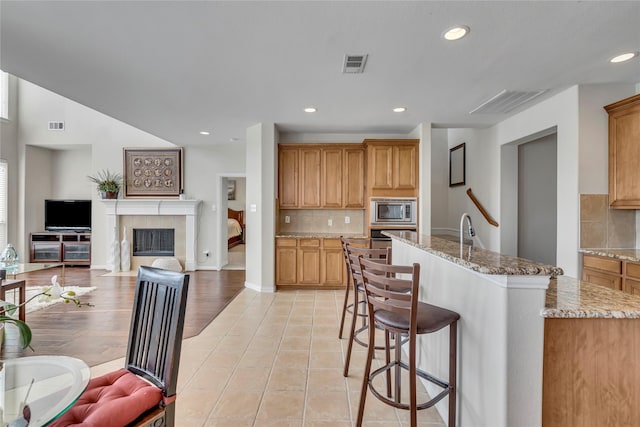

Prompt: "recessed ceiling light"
[443,26,470,41]
[393,107,407,113]
[229,137,239,142]
[304,107,317,113]
[610,52,637,63]
[199,131,210,135]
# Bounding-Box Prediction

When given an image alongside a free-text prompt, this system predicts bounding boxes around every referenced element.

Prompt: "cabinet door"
[276,239,297,285]
[394,144,417,190]
[606,95,640,208]
[298,239,321,284]
[279,148,299,208]
[369,145,394,190]
[343,148,365,208]
[625,278,640,296]
[322,148,343,208]
[582,268,622,291]
[299,148,322,208]
[62,243,90,263]
[31,243,62,262]
[321,239,345,287]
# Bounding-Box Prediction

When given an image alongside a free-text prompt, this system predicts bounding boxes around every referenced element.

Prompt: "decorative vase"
[121,226,131,272]
[0,243,19,267]
[111,227,120,273]
[100,191,119,199]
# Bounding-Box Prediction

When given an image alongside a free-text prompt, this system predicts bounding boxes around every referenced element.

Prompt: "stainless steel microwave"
[370,198,417,226]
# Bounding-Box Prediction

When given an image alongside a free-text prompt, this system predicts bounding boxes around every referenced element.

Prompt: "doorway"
[517,134,557,265]
[217,175,246,270]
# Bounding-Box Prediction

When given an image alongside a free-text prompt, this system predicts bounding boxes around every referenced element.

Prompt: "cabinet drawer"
[626,262,640,280]
[323,238,342,249]
[583,255,622,274]
[276,238,297,248]
[582,268,622,291]
[299,238,320,248]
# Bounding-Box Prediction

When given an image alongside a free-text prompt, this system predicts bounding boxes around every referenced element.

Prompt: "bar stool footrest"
[368,360,452,411]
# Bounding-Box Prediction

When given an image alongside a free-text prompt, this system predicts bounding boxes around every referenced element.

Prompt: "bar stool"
[338,237,371,339]
[342,244,391,377]
[356,257,460,427]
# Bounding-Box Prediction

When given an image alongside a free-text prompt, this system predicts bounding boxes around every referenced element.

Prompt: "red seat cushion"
[50,368,162,427]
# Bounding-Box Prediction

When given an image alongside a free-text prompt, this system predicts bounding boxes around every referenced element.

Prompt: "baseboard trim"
[245,281,276,293]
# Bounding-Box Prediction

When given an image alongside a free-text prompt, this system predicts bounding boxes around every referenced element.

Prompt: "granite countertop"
[543,275,640,318]
[384,230,564,276]
[580,248,640,263]
[275,232,367,239]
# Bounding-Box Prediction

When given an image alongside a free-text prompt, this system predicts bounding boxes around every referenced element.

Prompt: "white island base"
[391,237,553,427]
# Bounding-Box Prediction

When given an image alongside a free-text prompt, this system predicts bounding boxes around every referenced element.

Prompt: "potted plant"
[88,170,122,199]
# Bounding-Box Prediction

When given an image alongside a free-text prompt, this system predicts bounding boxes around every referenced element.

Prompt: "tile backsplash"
[278,209,365,234]
[580,194,636,249]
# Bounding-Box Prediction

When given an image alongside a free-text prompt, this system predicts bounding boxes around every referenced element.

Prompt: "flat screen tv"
[45,199,92,231]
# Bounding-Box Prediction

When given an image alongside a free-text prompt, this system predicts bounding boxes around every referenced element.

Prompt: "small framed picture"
[123,147,183,197]
[449,143,466,187]
[227,180,236,200]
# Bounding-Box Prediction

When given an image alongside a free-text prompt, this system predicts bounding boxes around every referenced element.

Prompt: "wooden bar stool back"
[338,237,371,339]
[356,257,460,427]
[342,244,391,377]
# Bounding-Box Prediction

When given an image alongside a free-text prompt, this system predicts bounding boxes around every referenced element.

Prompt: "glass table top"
[0,355,90,427]
[2,263,64,277]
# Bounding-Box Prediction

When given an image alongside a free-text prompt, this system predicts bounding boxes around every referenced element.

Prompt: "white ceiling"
[1,1,639,146]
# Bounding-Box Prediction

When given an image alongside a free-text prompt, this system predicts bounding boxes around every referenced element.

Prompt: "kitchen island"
[386,230,640,426]
[384,230,562,427]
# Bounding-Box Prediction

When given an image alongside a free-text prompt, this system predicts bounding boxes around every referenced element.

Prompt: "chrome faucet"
[460,213,475,248]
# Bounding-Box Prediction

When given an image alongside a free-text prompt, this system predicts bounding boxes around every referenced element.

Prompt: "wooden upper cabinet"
[605,94,640,209]
[369,145,394,190]
[278,148,299,208]
[343,148,365,208]
[299,148,322,208]
[322,148,343,208]
[365,139,419,197]
[278,144,364,208]
[394,144,418,189]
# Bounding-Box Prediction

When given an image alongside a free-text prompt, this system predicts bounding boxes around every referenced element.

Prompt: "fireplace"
[132,228,175,257]
[103,199,201,271]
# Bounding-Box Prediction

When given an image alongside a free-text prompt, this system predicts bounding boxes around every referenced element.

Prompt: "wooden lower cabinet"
[581,254,622,291]
[581,254,640,295]
[543,317,640,426]
[276,237,346,289]
[275,238,297,285]
[321,239,344,287]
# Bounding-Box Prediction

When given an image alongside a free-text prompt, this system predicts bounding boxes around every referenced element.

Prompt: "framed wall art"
[227,180,236,200]
[123,147,183,197]
[449,143,466,187]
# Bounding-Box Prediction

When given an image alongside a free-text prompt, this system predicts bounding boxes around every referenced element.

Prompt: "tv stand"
[30,232,91,266]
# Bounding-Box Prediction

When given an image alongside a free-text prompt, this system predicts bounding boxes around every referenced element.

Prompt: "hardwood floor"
[1,267,245,366]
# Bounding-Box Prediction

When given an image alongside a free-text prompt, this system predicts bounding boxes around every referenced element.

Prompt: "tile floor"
[92,289,446,426]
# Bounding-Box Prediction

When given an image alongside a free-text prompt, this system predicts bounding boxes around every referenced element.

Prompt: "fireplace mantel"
[102,199,200,216]
[103,199,201,271]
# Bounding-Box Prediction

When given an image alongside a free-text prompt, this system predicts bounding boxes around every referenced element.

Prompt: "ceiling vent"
[343,54,368,73]
[469,89,547,114]
[48,121,65,131]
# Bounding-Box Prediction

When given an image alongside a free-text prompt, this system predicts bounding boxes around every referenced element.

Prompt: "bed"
[228,208,244,249]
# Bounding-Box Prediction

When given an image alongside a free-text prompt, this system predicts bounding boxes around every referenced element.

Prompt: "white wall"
[0,74,20,249]
[578,84,636,194]
[245,122,276,292]
[430,128,449,232]
[51,147,92,199]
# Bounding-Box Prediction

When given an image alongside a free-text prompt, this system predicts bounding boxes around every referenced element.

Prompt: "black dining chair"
[50,265,189,427]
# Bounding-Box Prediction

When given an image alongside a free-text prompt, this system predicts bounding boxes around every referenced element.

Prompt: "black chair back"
[125,266,189,398]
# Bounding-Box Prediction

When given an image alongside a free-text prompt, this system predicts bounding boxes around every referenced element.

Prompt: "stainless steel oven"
[370,198,417,227]
[369,227,417,248]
